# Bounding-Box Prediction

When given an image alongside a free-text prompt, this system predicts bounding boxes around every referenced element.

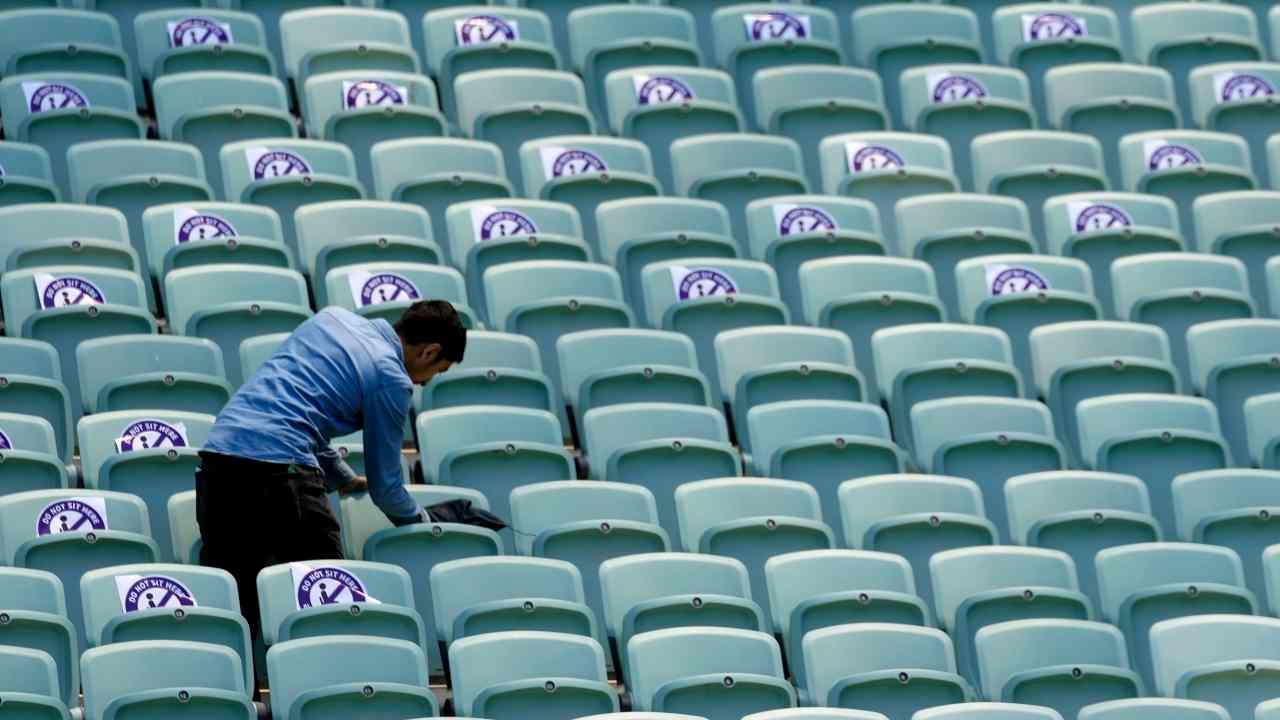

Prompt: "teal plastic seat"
[604,66,744,192]
[799,257,945,405]
[0,339,73,463]
[1042,192,1184,318]
[324,262,474,327]
[1193,191,1280,315]
[76,335,229,416]
[81,640,254,720]
[748,708,887,720]
[0,204,138,289]
[416,330,555,416]
[0,489,159,653]
[976,620,1138,717]
[450,631,617,720]
[929,546,1090,687]
[1005,471,1160,610]
[0,645,71,720]
[1265,545,1280,614]
[676,478,835,624]
[164,264,312,387]
[1189,63,1280,185]
[1149,615,1280,719]
[0,142,58,205]
[710,4,843,133]
[0,266,156,420]
[1119,130,1257,237]
[872,323,1022,456]
[455,68,595,190]
[280,7,417,88]
[852,4,983,129]
[340,485,503,672]
[895,193,1037,318]
[0,73,145,199]
[166,491,199,564]
[141,201,289,285]
[583,403,738,546]
[992,4,1125,125]
[748,401,903,547]
[367,0,461,63]
[1247,393,1280,469]
[600,553,764,687]
[595,198,739,318]
[267,636,437,720]
[1187,319,1280,463]
[767,550,930,689]
[225,0,353,76]
[640,258,787,406]
[445,198,589,321]
[744,195,885,319]
[1271,134,1280,189]
[1044,64,1180,188]
[817,132,960,249]
[134,9,275,82]
[295,199,439,300]
[523,0,624,61]
[631,627,794,719]
[0,9,127,85]
[802,624,969,718]
[914,704,1063,720]
[1077,394,1231,535]
[1079,699,1230,720]
[236,333,288,383]
[1173,469,1280,604]
[0,568,77,709]
[1112,253,1255,388]
[0,413,68,495]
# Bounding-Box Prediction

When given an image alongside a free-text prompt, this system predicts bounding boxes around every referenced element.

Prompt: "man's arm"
[315,445,359,493]
[364,381,426,525]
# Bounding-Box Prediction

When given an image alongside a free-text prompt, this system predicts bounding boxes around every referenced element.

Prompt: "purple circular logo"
[28,83,88,113]
[779,206,836,235]
[1074,204,1133,233]
[749,12,808,40]
[991,266,1049,295]
[170,17,231,47]
[1220,74,1275,101]
[551,149,608,177]
[638,76,695,105]
[123,576,196,612]
[117,419,187,451]
[479,209,537,239]
[41,276,104,308]
[359,273,420,306]
[0,429,11,451]
[458,15,517,43]
[177,213,236,244]
[36,499,107,536]
[253,150,311,180]
[296,567,370,608]
[933,75,988,102]
[344,80,405,109]
[678,269,737,300]
[1028,13,1086,40]
[1148,143,1202,170]
[851,145,904,172]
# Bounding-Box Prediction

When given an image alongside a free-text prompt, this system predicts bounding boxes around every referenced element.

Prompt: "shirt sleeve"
[315,446,358,492]
[363,376,424,524]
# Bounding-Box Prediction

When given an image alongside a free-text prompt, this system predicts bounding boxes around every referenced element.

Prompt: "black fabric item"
[425,498,508,531]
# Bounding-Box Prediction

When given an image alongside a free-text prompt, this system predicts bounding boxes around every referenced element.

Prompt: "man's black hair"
[395,300,467,363]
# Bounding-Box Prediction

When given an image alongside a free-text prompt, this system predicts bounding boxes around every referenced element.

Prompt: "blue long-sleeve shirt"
[204,307,423,524]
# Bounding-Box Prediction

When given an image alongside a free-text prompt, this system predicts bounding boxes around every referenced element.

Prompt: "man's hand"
[338,476,369,497]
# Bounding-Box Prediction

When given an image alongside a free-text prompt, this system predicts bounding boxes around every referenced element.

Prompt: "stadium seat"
[798,257,945,406]
[955,255,1101,382]
[267,636,437,720]
[1079,699,1230,720]
[1095,542,1256,693]
[0,412,69,495]
[1112,253,1255,387]
[1193,191,1280,315]
[0,338,73,463]
[294,199,438,295]
[911,398,1065,543]
[1043,64,1180,188]
[872,323,1021,456]
[976,620,1138,715]
[0,73,145,199]
[670,133,809,252]
[0,568,78,712]
[0,8,127,82]
[455,68,595,189]
[324,262,474,327]
[850,5,983,130]
[629,627,794,719]
[1119,130,1257,237]
[416,405,573,531]
[676,478,835,624]
[0,204,137,285]
[595,198,739,318]
[1266,545,1280,614]
[818,132,961,249]
[744,195,885,320]
[81,640,254,720]
[1173,469,1280,603]
[75,335,230,416]
[166,491,199,564]
[0,644,71,720]
[416,330,556,416]
[601,553,764,686]
[1187,319,1280,462]
[1005,471,1160,609]
[583,403,739,546]
[604,66,744,192]
[1149,615,1280,719]
[748,401,903,547]
[895,193,1037,319]
[450,631,616,719]
[1247,393,1280,468]
[279,7,417,88]
[0,141,58,205]
[301,70,445,192]
[1271,134,1280,189]
[991,4,1125,125]
[141,201,290,284]
[748,708,888,720]
[767,550,930,687]
[971,131,1110,245]
[1042,192,1184,317]
[915,705,1063,720]
[1188,64,1280,184]
[371,137,513,250]
[0,266,156,420]
[0,489,159,652]
[133,9,275,82]
[163,264,312,387]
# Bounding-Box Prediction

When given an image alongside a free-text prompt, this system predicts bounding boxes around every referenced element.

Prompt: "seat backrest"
[0,645,61,702]
[929,546,1080,630]
[976,619,1129,702]
[752,65,884,131]
[1043,192,1181,256]
[163,265,309,335]
[371,137,508,198]
[596,197,732,268]
[799,256,938,325]
[818,131,956,195]
[76,410,214,486]
[1247,392,1280,468]
[0,73,136,139]
[747,400,893,473]
[895,193,1031,260]
[1173,469,1280,541]
[1005,471,1152,545]
[280,7,414,80]
[765,549,916,635]
[430,556,585,643]
[1111,252,1250,320]
[340,485,494,560]
[899,65,1032,129]
[600,552,752,638]
[1095,542,1247,623]
[715,326,854,400]
[971,130,1105,192]
[449,630,607,715]
[445,198,582,270]
[744,194,880,262]
[583,402,729,467]
[76,335,224,407]
[915,704,1063,720]
[80,563,239,644]
[851,4,981,68]
[872,323,1015,402]
[67,139,208,202]
[0,411,59,457]
[1118,130,1253,191]
[670,132,804,196]
[839,474,987,550]
[0,141,54,183]
[1079,699,1230,720]
[1132,3,1260,64]
[301,69,440,137]
[219,139,358,201]
[911,398,1055,467]
[142,201,283,277]
[675,478,822,553]
[1029,321,1173,398]
[0,9,123,70]
[294,199,433,276]
[0,337,61,380]
[423,6,555,77]
[1193,190,1280,254]
[641,258,781,326]
[0,266,149,333]
[1150,615,1280,696]
[510,481,662,555]
[1043,64,1176,127]
[81,640,246,719]
[267,636,429,719]
[454,68,587,136]
[416,405,563,482]
[558,329,699,401]
[485,260,624,330]
[256,559,416,645]
[567,4,697,74]
[519,135,655,197]
[328,263,459,318]
[803,623,956,700]
[1186,319,1280,393]
[1076,394,1223,466]
[153,71,289,138]
[134,8,270,80]
[0,567,67,614]
[1187,63,1280,129]
[710,3,841,67]
[0,202,129,264]
[444,330,542,373]
[991,4,1122,65]
[629,627,785,705]
[603,66,738,134]
[955,254,1094,323]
